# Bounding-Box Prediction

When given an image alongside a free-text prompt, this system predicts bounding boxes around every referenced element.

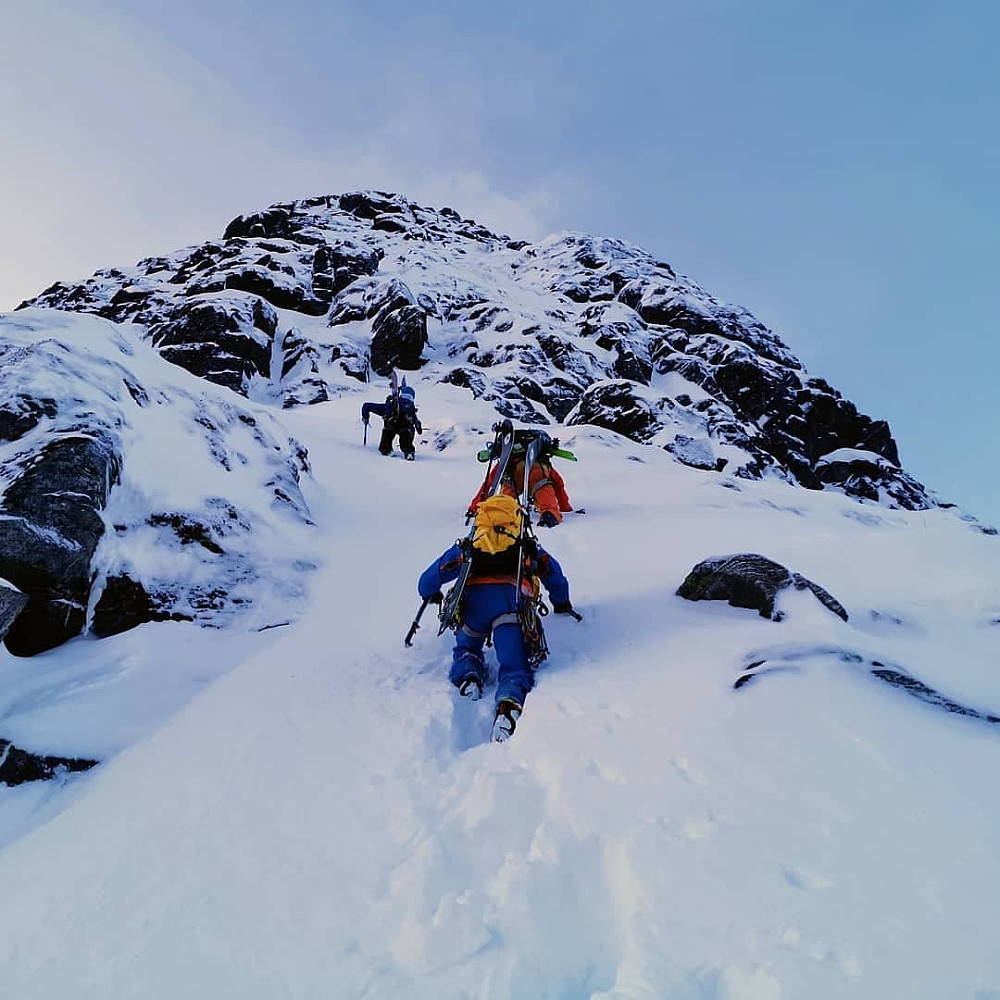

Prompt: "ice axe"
[404,597,431,647]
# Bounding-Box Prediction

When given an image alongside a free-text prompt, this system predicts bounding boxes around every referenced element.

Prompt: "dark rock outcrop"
[677,553,848,622]
[0,396,58,442]
[223,206,297,240]
[565,381,660,441]
[370,305,428,376]
[223,267,328,316]
[0,434,120,656]
[312,242,381,300]
[0,582,29,639]
[90,574,190,637]
[0,737,98,786]
[147,293,276,392]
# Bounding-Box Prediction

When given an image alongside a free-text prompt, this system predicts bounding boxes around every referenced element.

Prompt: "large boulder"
[223,206,297,240]
[565,380,660,441]
[666,434,726,472]
[677,553,848,622]
[365,278,416,319]
[223,266,328,316]
[147,293,277,393]
[312,242,381,300]
[0,433,120,656]
[370,305,428,376]
[339,191,407,219]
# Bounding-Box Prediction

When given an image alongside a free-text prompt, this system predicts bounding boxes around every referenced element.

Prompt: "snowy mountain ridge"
[21,189,936,506]
[1,191,998,999]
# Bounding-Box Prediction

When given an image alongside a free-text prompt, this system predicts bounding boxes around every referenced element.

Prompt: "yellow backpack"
[472,495,524,555]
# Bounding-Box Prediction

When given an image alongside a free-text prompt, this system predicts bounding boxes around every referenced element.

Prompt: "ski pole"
[363,420,368,447]
[404,597,431,647]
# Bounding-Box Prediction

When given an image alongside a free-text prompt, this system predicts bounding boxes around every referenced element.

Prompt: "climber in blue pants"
[418,510,575,740]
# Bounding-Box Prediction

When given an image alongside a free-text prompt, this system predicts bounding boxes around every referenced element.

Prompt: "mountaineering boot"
[491,698,522,742]
[458,675,483,700]
[404,452,415,461]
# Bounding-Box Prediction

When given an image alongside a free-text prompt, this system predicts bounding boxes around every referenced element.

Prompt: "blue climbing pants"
[450,582,533,707]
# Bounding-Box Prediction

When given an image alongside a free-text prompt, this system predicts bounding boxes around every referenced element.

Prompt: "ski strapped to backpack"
[513,434,550,668]
[438,419,517,635]
[476,432,577,464]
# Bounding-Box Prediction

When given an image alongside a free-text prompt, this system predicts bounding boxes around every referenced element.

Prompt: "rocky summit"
[3,189,950,658]
[21,190,931,504]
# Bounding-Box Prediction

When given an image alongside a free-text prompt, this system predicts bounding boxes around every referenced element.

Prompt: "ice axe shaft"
[404,598,431,647]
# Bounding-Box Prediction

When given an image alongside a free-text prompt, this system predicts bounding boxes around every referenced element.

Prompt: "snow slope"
[1,374,998,999]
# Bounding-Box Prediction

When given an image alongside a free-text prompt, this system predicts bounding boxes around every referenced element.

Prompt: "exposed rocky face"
[0,311,314,657]
[20,189,932,511]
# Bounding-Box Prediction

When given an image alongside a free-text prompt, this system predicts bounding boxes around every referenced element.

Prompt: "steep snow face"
[0,310,314,654]
[21,190,935,512]
[0,388,997,999]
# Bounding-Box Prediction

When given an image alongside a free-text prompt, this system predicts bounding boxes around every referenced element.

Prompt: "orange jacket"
[469,459,573,524]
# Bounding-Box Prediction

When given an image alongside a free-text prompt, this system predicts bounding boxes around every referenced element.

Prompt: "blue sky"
[3,0,997,524]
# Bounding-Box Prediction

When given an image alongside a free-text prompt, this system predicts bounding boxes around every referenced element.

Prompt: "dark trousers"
[379,424,415,456]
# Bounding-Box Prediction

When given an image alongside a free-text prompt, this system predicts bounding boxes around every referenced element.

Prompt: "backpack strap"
[530,476,555,500]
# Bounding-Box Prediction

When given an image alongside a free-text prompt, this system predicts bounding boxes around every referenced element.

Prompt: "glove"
[552,601,574,615]
[426,591,443,605]
[415,421,423,435]
[538,511,558,528]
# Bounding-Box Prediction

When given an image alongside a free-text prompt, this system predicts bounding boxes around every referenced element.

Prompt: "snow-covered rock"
[0,736,96,787]
[19,190,934,510]
[677,553,849,622]
[0,310,314,655]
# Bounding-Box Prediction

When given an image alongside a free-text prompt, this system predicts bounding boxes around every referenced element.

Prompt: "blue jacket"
[362,395,421,433]
[419,540,570,607]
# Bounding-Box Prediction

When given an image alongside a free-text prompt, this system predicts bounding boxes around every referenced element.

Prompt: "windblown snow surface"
[1,329,1000,999]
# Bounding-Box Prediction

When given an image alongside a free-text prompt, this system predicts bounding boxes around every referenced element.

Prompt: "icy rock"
[0,434,121,656]
[370,305,428,376]
[223,265,328,316]
[366,278,417,320]
[677,553,848,622]
[89,574,190,638]
[0,395,58,442]
[0,580,29,640]
[223,206,298,240]
[147,293,276,393]
[565,380,660,441]
[0,738,97,787]
[312,242,381,299]
[666,434,726,472]
[339,190,407,219]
